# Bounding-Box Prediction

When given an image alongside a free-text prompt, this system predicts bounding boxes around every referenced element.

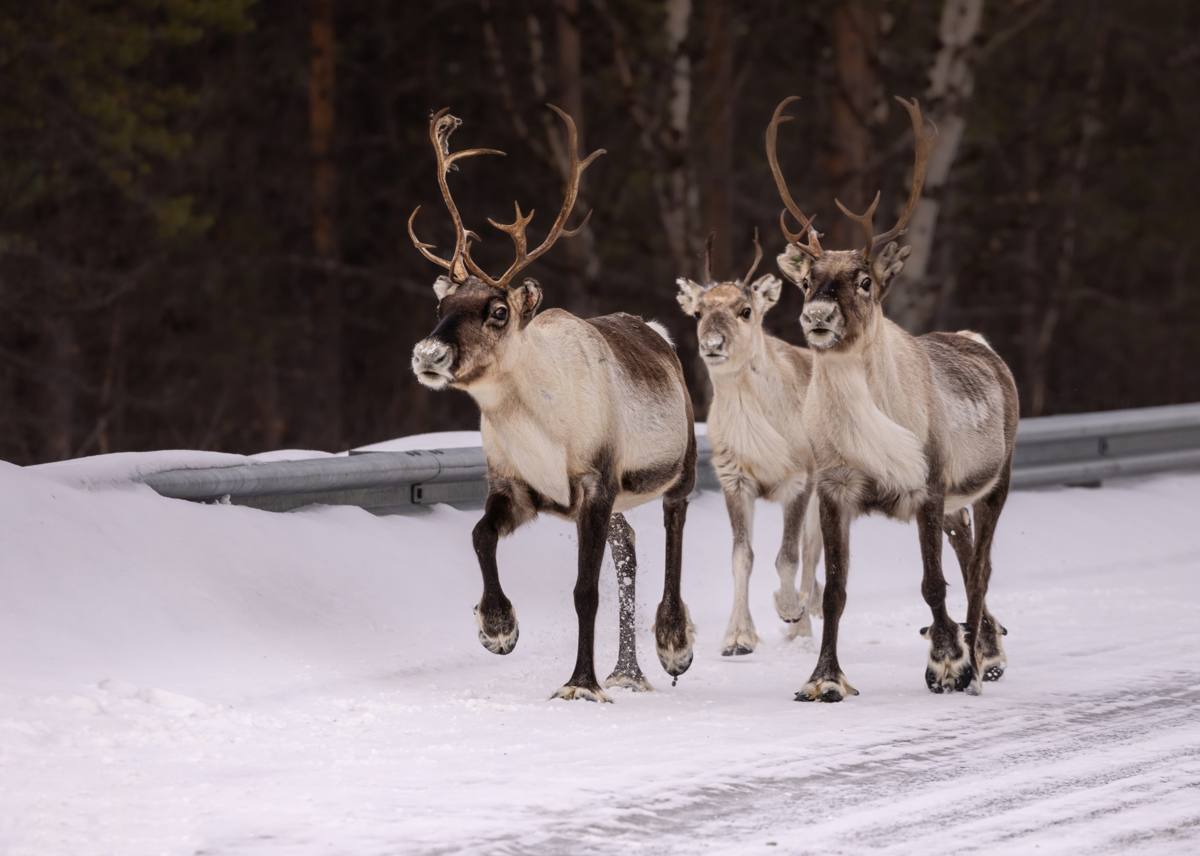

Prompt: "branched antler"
[407,109,505,282]
[765,96,823,258]
[466,104,604,289]
[834,96,937,259]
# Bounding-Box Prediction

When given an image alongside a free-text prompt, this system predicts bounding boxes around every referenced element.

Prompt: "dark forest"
[2,0,1198,463]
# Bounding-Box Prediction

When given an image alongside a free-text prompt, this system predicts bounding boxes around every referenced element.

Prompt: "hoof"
[551,684,612,703]
[795,675,858,703]
[719,624,758,657]
[773,588,805,624]
[655,602,696,678]
[922,622,976,694]
[604,670,653,692]
[474,603,518,655]
[983,664,1005,682]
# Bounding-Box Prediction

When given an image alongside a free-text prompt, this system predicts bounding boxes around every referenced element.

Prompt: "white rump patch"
[956,330,993,350]
[646,320,674,347]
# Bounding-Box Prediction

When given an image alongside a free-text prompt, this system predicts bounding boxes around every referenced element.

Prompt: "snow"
[2,447,1199,855]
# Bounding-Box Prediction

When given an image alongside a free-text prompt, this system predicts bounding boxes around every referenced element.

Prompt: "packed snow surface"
[2,444,1199,855]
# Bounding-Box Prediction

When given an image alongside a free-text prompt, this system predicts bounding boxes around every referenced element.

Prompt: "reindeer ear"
[433,275,459,301]
[511,278,543,322]
[874,242,911,297]
[675,277,706,317]
[776,245,813,292]
[747,274,782,314]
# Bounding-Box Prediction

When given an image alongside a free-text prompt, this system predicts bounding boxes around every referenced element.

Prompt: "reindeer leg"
[722,482,760,656]
[919,490,976,694]
[775,481,819,638]
[967,464,1011,683]
[471,484,532,655]
[796,494,856,702]
[801,489,824,621]
[655,492,695,681]
[552,475,615,702]
[603,512,652,692]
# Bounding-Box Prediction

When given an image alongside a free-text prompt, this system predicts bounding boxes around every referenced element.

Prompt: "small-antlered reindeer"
[675,233,824,655]
[767,96,1016,702]
[409,106,696,702]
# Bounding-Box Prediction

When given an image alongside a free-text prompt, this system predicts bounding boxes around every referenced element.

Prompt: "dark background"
[2,0,1198,464]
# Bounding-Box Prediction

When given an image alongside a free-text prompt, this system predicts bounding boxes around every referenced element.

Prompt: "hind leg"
[918,492,975,694]
[966,465,1011,684]
[604,513,652,691]
[943,507,1007,681]
[775,481,820,638]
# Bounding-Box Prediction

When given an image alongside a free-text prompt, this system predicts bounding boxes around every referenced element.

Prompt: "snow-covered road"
[2,456,1198,854]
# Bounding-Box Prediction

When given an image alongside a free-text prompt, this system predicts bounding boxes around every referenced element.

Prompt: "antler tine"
[834,191,881,256]
[765,96,822,257]
[407,206,454,272]
[866,96,938,257]
[408,108,506,283]
[741,228,763,286]
[483,103,606,289]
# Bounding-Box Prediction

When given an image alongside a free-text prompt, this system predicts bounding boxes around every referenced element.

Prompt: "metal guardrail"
[139,403,1200,515]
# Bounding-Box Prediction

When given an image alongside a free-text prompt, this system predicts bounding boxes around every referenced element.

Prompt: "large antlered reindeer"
[766,96,1017,702]
[409,106,696,702]
[675,233,825,654]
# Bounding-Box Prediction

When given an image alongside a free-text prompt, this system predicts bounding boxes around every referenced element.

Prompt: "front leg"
[918,493,976,694]
[796,494,857,702]
[721,481,759,656]
[552,475,616,703]
[471,484,533,655]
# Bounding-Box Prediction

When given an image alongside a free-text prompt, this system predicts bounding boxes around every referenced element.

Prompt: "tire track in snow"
[479,673,1200,855]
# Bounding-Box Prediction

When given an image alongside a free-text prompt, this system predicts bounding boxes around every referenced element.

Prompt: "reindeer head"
[409,106,603,390]
[676,231,782,374]
[765,96,935,352]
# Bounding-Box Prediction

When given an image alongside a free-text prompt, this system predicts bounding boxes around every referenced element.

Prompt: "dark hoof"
[983,664,1005,682]
[721,644,754,657]
[478,624,518,655]
[925,661,976,694]
[474,602,519,655]
[661,648,693,677]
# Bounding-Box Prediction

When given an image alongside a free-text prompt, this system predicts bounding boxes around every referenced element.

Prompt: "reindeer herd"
[409,97,1016,705]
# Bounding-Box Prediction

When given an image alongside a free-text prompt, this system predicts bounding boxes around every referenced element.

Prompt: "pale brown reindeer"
[409,106,696,702]
[766,96,1016,702]
[676,233,824,655]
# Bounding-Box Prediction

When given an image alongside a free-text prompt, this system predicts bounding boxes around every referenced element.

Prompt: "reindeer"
[766,96,1016,702]
[675,233,824,655]
[408,106,696,702]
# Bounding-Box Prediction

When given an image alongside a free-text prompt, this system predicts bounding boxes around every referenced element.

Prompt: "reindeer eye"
[801,278,812,292]
[491,304,509,323]
[858,276,872,292]
[739,307,752,320]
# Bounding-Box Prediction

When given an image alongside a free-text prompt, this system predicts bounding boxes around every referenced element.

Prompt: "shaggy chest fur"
[804,349,930,515]
[708,345,814,499]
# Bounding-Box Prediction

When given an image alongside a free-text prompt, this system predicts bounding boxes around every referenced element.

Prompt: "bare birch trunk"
[890,0,985,332]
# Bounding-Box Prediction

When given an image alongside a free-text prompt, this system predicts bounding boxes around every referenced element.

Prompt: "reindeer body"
[471,307,693,517]
[804,320,1016,522]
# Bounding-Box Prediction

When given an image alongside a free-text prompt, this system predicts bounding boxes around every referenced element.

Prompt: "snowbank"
[1,455,1198,854]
